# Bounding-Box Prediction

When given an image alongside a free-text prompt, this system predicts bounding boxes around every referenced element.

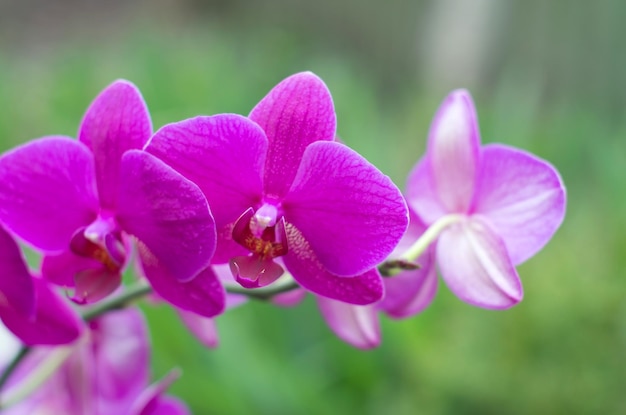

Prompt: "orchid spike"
[0,80,224,317]
[406,89,566,309]
[146,72,409,305]
[0,225,83,345]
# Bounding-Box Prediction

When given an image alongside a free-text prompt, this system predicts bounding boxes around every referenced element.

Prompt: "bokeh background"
[1,0,625,414]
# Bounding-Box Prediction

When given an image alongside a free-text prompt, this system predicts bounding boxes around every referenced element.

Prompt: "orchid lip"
[70,217,127,272]
[230,206,288,287]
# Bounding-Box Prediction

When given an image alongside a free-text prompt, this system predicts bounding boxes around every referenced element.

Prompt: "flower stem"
[379,214,463,276]
[225,279,300,299]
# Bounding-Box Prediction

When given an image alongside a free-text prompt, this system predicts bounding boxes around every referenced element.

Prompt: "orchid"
[405,89,566,309]
[146,72,408,305]
[0,80,224,317]
[0,225,83,346]
[0,308,189,415]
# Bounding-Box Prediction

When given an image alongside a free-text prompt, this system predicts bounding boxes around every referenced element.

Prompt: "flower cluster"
[0,72,565,411]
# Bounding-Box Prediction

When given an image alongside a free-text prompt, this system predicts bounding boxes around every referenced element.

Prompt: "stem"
[82,282,153,322]
[225,279,300,299]
[379,214,463,276]
[401,214,463,261]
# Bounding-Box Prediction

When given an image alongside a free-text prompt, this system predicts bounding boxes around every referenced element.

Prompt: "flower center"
[70,217,126,272]
[230,204,288,288]
[68,216,126,304]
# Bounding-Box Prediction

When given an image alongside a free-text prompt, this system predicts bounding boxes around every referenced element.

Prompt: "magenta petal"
[79,80,152,210]
[178,310,219,348]
[41,250,105,287]
[145,114,265,229]
[229,255,284,288]
[284,141,408,276]
[317,297,380,349]
[426,89,481,213]
[138,244,226,317]
[130,370,187,415]
[141,397,190,415]
[117,150,216,282]
[92,308,150,414]
[250,72,336,198]
[473,144,566,265]
[0,136,98,251]
[437,218,523,309]
[1,278,83,345]
[283,223,383,305]
[0,226,35,317]
[71,268,121,305]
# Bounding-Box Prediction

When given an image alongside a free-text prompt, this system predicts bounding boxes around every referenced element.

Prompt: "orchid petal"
[79,80,152,210]
[473,144,566,265]
[379,250,438,318]
[71,268,121,305]
[379,212,438,317]
[284,141,408,276]
[0,136,98,251]
[317,297,380,349]
[405,157,448,224]
[437,217,523,309]
[145,114,265,263]
[142,397,190,415]
[41,250,106,287]
[138,244,225,317]
[283,223,383,305]
[178,310,219,348]
[1,278,83,345]
[0,227,35,317]
[250,72,336,198]
[271,287,307,307]
[130,370,186,415]
[117,150,216,282]
[93,308,150,414]
[426,89,481,214]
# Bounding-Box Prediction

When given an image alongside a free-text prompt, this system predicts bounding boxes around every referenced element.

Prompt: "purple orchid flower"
[0,225,83,345]
[0,80,224,317]
[316,212,437,349]
[1,308,189,415]
[405,89,566,309]
[146,72,409,305]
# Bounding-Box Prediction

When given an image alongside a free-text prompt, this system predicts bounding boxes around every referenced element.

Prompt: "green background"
[1,1,624,414]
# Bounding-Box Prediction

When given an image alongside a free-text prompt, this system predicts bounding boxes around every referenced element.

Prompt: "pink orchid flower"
[0,80,224,317]
[0,225,83,345]
[1,308,189,415]
[146,72,408,305]
[405,89,566,309]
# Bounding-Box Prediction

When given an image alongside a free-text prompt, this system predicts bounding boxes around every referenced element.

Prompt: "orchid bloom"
[0,225,83,345]
[316,212,437,349]
[1,308,189,415]
[0,80,224,317]
[146,72,408,305]
[405,89,566,309]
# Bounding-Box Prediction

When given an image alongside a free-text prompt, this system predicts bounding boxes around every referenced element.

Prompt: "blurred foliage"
[0,5,625,414]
